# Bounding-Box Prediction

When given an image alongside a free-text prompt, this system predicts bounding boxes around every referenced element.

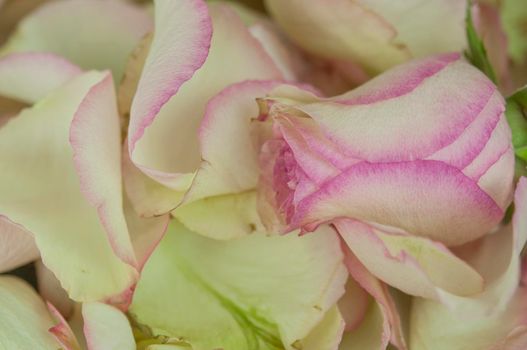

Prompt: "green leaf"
[129,220,347,350]
[506,85,527,162]
[464,0,498,83]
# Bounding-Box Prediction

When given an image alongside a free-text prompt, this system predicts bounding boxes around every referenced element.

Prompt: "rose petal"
[410,288,527,350]
[338,301,387,350]
[265,0,411,74]
[0,216,39,273]
[47,302,80,350]
[36,260,73,319]
[0,52,81,103]
[439,177,527,316]
[129,2,281,189]
[293,56,499,165]
[123,142,185,217]
[337,219,484,299]
[173,191,264,240]
[343,247,407,349]
[128,0,211,156]
[70,72,137,268]
[338,278,370,332]
[0,276,62,349]
[357,0,466,58]
[130,220,347,350]
[83,302,135,350]
[186,80,283,203]
[1,0,153,81]
[297,160,503,245]
[0,71,137,301]
[123,193,169,271]
[301,306,345,350]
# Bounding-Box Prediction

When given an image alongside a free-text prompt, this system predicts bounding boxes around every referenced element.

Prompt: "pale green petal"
[172,191,264,240]
[1,0,152,81]
[0,71,137,301]
[301,306,344,350]
[0,276,61,349]
[339,301,387,350]
[0,52,81,104]
[83,302,136,350]
[0,217,39,273]
[130,220,347,350]
[410,288,527,350]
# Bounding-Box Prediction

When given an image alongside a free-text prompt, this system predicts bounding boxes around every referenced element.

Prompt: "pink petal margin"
[70,71,137,269]
[342,241,407,350]
[0,52,81,103]
[128,0,212,154]
[47,302,80,350]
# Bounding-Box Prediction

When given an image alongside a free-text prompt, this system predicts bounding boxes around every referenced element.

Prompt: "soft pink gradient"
[258,55,513,246]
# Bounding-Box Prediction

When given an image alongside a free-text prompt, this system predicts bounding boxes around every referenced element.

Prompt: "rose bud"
[257,53,514,247]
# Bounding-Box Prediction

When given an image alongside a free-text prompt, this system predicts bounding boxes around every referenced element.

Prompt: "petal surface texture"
[0,52,81,103]
[261,54,513,246]
[130,220,347,350]
[0,71,137,301]
[1,0,153,81]
[129,1,281,192]
[0,276,62,349]
[265,0,466,74]
[83,302,136,350]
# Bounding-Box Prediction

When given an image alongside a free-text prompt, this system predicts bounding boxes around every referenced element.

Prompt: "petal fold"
[0,71,137,301]
[130,220,347,350]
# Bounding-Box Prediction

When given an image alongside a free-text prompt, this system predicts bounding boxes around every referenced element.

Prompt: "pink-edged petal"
[123,141,185,217]
[130,2,282,190]
[0,216,39,272]
[337,219,484,299]
[47,302,81,350]
[0,71,138,302]
[410,287,527,350]
[338,277,370,332]
[0,52,81,103]
[186,80,282,202]
[1,0,153,81]
[426,91,506,172]
[272,115,346,182]
[117,32,152,120]
[70,72,136,268]
[443,175,527,317]
[0,276,62,349]
[343,247,406,349]
[265,0,411,74]
[83,302,135,350]
[68,304,88,350]
[36,260,73,319]
[123,193,170,271]
[296,160,502,245]
[435,177,526,315]
[294,55,499,164]
[338,301,387,350]
[128,0,211,155]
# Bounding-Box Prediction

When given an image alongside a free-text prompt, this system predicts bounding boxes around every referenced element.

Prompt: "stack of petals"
[0,0,526,349]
